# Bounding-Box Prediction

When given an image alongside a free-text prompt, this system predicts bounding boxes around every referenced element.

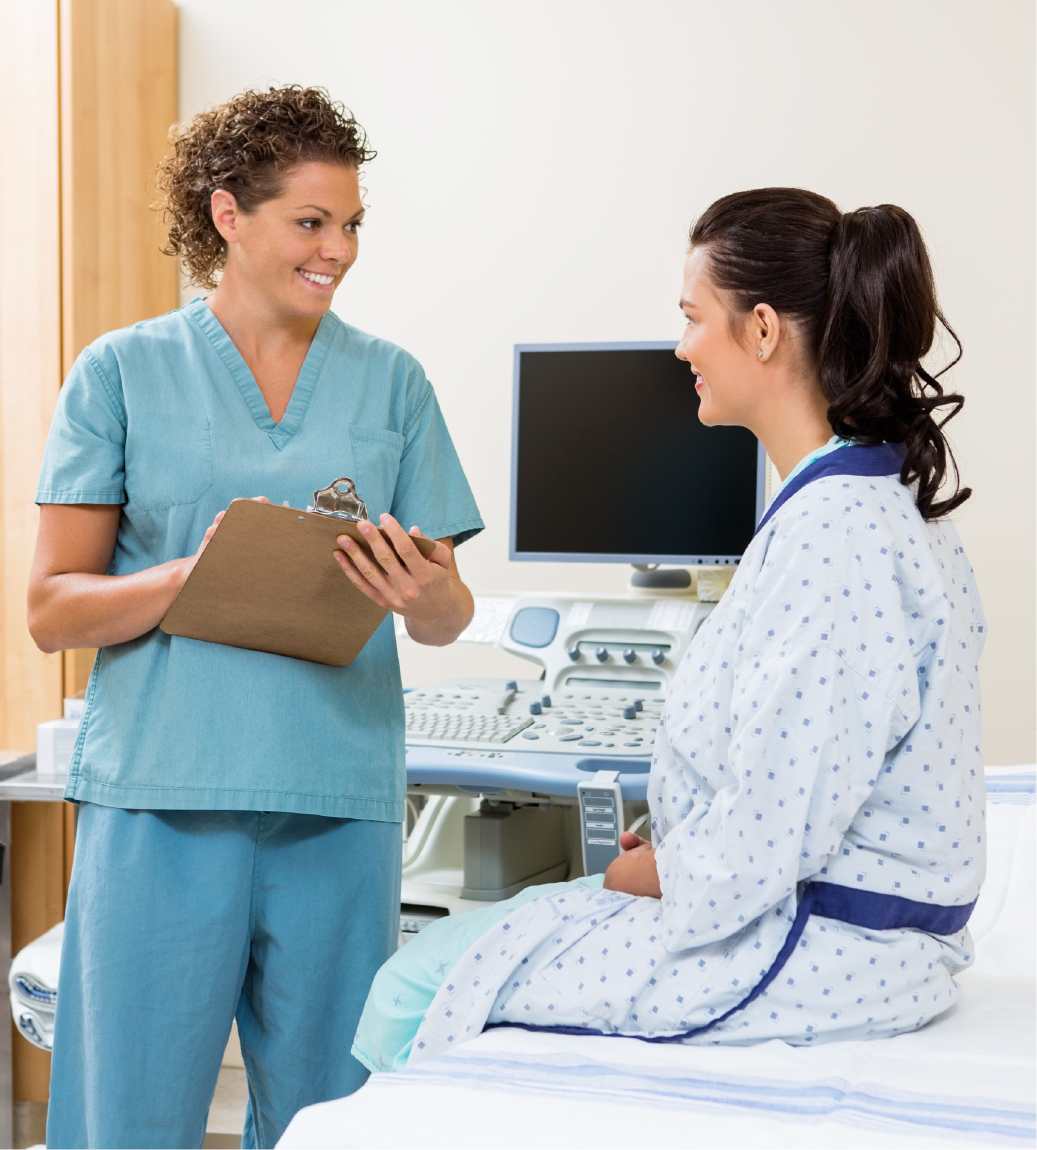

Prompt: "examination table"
[279,766,1035,1149]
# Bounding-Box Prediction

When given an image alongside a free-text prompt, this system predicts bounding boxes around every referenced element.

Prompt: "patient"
[354,187,986,1072]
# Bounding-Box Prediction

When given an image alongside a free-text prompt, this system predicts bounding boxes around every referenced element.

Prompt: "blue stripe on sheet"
[987,774,1035,805]
[404,1053,1036,1143]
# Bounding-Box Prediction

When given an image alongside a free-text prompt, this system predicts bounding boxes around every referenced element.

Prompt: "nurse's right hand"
[27,499,265,654]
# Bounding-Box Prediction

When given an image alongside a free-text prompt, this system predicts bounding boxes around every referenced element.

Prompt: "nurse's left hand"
[603,832,662,898]
[333,513,474,646]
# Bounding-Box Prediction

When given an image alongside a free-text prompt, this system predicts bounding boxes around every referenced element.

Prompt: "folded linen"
[8,921,63,1051]
[10,995,54,1051]
[9,920,62,1007]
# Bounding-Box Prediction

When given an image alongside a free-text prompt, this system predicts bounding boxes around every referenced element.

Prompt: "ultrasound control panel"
[405,678,664,756]
[405,593,714,759]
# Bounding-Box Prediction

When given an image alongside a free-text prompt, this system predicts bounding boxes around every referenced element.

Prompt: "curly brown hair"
[157,85,375,289]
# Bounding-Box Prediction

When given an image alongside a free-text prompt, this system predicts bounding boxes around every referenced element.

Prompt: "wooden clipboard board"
[160,499,437,667]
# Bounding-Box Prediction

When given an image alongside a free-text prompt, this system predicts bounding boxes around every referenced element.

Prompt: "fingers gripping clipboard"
[160,492,437,667]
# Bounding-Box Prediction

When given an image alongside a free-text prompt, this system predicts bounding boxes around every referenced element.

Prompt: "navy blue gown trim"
[754,441,907,539]
[486,880,976,1046]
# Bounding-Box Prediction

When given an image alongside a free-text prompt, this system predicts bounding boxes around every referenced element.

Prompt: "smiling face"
[212,161,365,320]
[675,246,763,428]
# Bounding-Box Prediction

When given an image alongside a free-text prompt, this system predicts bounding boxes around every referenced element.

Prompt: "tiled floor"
[14,1066,248,1150]
[13,1099,47,1149]
[206,1066,249,1147]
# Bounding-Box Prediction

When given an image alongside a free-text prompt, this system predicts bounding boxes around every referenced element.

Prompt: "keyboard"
[405,677,664,756]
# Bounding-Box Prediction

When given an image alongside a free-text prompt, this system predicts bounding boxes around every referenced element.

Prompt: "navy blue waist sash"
[808,880,976,935]
[488,879,976,1046]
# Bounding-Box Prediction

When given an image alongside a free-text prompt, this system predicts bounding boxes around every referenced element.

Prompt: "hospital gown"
[398,468,987,1064]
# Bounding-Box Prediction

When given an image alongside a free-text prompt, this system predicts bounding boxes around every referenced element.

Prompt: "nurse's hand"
[333,513,475,647]
[603,832,662,898]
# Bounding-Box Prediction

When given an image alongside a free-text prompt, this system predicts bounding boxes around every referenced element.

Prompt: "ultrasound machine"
[398,343,766,941]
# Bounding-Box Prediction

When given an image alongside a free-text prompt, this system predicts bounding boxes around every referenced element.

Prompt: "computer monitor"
[509,342,766,566]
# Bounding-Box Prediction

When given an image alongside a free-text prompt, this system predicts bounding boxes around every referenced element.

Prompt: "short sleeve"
[390,380,483,545]
[36,348,127,505]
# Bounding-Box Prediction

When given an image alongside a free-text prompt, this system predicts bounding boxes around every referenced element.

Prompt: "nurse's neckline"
[187,297,336,448]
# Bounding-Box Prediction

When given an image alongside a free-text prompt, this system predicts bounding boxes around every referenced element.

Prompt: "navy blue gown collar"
[754,442,907,538]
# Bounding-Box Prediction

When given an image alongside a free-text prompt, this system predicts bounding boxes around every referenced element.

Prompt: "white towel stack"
[9,921,63,1051]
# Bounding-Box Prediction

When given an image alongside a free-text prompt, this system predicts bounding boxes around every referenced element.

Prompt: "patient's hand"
[602,831,662,898]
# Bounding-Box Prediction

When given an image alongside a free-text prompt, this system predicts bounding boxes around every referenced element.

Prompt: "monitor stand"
[628,564,693,591]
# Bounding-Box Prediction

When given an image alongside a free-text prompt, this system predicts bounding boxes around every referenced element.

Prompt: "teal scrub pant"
[46,803,402,1150]
[353,874,604,1074]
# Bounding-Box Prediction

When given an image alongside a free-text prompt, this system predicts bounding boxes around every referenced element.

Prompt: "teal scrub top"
[36,298,484,821]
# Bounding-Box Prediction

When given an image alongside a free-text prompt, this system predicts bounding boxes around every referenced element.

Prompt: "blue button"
[578,740,602,747]
[559,734,583,742]
[522,732,540,740]
[624,742,641,747]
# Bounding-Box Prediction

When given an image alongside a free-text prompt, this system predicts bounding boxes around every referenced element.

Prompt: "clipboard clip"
[307,477,370,522]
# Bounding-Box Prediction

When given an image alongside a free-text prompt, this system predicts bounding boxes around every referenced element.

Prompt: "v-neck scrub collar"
[186,297,334,451]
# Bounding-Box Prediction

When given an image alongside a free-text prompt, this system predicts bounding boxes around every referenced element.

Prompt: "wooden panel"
[0,0,64,1106]
[0,2,65,755]
[63,647,97,699]
[61,0,179,376]
[0,0,177,1104]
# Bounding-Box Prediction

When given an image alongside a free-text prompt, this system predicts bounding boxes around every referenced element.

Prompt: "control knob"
[595,646,609,663]
[622,648,637,664]
[650,648,665,666]
[567,644,582,662]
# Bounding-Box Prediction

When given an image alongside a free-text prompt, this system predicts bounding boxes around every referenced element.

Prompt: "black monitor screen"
[510,344,763,564]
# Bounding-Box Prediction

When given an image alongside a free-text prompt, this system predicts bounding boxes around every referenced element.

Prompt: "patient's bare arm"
[603,831,662,898]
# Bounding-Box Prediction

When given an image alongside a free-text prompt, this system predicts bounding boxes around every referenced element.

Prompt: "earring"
[757,350,763,359]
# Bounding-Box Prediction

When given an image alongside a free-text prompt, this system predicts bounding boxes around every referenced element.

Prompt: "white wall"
[177,0,1035,763]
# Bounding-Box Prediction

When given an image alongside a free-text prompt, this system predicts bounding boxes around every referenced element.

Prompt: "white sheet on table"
[280,967,1034,1149]
[279,775,1035,1149]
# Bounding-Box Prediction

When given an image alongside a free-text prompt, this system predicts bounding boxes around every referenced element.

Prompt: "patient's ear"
[748,303,781,363]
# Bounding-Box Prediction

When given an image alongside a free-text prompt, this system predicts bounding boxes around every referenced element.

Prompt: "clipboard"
[160,497,437,667]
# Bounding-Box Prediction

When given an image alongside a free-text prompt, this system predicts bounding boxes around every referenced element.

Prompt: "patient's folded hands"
[603,832,662,898]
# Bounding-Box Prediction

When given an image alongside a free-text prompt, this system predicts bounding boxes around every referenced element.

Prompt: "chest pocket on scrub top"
[125,417,214,512]
[348,425,404,520]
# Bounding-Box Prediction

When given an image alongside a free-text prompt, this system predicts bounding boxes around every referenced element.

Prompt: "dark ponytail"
[690,188,970,520]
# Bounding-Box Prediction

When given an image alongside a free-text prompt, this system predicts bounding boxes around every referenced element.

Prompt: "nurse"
[353,187,985,1069]
[28,85,482,1148]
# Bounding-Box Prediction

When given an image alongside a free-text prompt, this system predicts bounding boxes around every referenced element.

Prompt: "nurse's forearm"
[404,582,475,646]
[29,501,226,654]
[28,559,193,653]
